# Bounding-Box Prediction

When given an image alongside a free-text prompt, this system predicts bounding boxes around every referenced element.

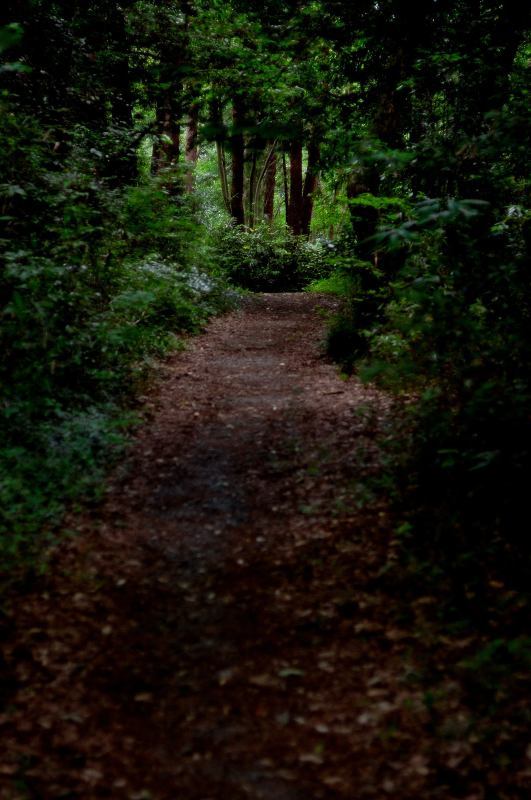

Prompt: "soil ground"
[0,294,529,799]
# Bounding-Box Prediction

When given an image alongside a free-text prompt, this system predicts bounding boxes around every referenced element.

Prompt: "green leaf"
[0,23,23,53]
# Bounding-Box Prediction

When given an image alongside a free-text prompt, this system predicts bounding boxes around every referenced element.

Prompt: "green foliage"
[0,235,228,572]
[348,192,410,214]
[372,198,490,250]
[0,407,131,568]
[319,235,395,371]
[212,222,331,291]
[314,0,531,592]
[360,184,531,568]
[0,22,29,73]
[0,67,231,573]
[306,271,355,296]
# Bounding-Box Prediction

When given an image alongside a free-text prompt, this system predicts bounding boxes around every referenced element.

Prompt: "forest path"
[2,294,436,799]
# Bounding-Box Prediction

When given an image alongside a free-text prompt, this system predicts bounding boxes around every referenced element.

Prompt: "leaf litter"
[0,293,529,799]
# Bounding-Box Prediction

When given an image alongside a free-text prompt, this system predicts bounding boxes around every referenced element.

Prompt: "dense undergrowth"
[0,109,233,573]
[213,222,331,291]
[320,184,530,584]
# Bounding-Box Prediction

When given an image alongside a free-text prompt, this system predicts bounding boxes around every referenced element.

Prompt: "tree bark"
[184,103,199,193]
[288,139,303,235]
[282,152,289,227]
[301,139,320,236]
[247,150,258,228]
[217,142,231,213]
[329,183,339,240]
[209,99,230,212]
[251,141,277,225]
[230,101,245,225]
[263,149,277,222]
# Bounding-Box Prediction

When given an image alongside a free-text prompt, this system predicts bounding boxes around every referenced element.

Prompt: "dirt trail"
[2,294,439,799]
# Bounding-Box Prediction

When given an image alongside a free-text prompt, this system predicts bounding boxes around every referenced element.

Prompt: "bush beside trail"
[212,222,332,292]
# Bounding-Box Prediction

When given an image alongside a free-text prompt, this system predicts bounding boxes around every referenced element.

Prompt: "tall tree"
[301,137,320,236]
[230,99,245,225]
[287,138,303,234]
[184,102,200,192]
[263,145,277,222]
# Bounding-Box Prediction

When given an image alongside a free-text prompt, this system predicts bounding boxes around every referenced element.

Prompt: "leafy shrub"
[0,407,131,569]
[211,222,331,291]
[355,197,531,582]
[0,98,233,573]
[0,253,230,574]
[312,231,393,370]
[306,269,356,297]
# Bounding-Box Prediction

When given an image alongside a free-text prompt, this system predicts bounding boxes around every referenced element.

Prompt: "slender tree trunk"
[288,139,303,235]
[301,139,320,236]
[217,142,231,213]
[263,149,277,222]
[248,150,258,228]
[251,141,277,223]
[230,101,245,225]
[209,99,230,212]
[184,103,199,193]
[282,152,289,227]
[329,184,339,240]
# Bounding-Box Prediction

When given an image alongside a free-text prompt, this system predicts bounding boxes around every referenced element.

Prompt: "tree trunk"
[209,99,230,212]
[288,139,303,235]
[252,141,276,223]
[263,149,277,222]
[329,184,339,240]
[184,103,199,193]
[282,152,289,226]
[247,150,258,228]
[230,101,245,225]
[301,139,320,236]
[217,142,231,213]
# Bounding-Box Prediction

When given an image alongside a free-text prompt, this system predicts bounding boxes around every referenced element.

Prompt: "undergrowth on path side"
[0,112,234,576]
[212,221,332,292]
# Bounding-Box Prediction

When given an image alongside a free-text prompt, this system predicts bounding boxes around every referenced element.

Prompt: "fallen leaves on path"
[0,294,529,800]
